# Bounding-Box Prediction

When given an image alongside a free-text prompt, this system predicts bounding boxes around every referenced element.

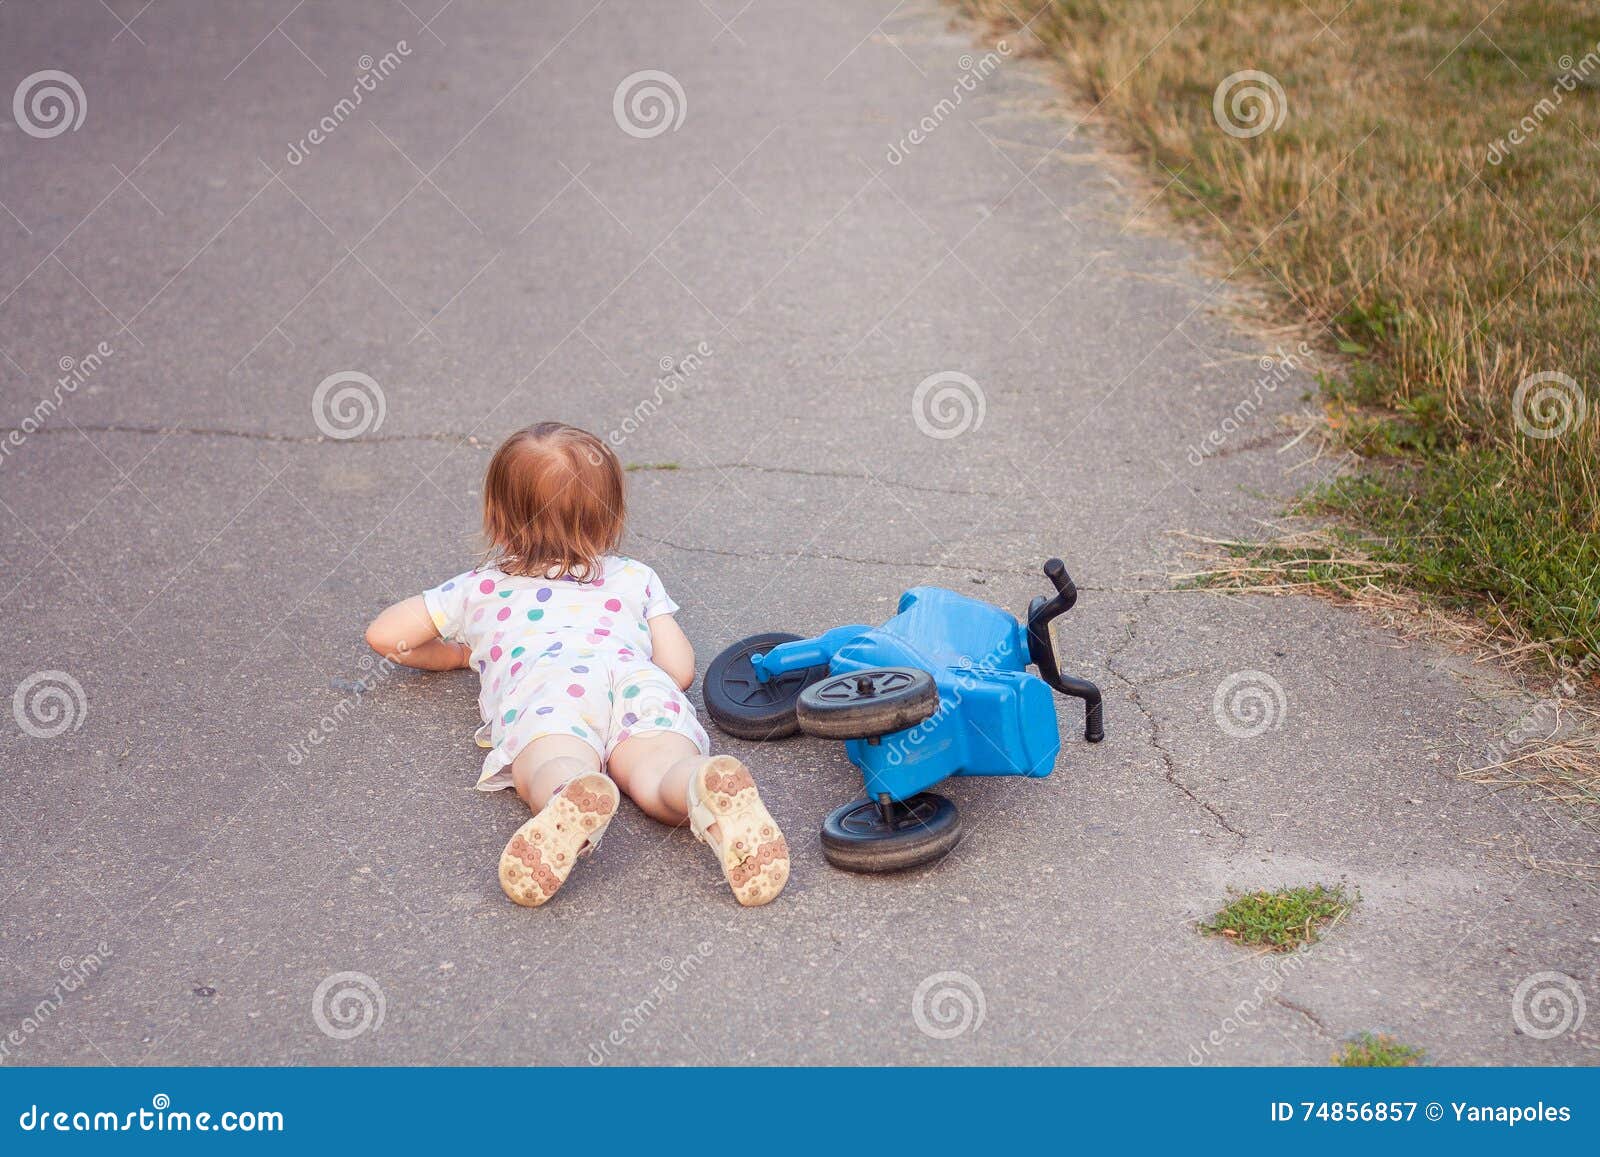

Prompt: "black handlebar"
[1026,558,1105,743]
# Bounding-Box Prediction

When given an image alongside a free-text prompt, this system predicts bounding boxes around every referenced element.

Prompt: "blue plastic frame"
[749,586,1063,802]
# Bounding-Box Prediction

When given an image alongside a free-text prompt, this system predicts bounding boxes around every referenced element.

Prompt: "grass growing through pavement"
[1334,1033,1428,1067]
[1201,885,1352,951]
[960,1,1600,664]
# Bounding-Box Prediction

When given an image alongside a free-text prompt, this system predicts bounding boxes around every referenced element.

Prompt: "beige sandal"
[498,773,620,907]
[687,756,790,906]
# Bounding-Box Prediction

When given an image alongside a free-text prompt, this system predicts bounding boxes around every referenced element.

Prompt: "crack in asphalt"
[1273,995,1329,1035]
[632,530,1125,583]
[1195,431,1286,461]
[5,423,486,446]
[15,426,1007,498]
[626,462,1012,498]
[1102,592,1249,843]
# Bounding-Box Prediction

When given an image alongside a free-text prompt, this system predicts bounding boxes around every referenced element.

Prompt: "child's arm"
[648,613,695,691]
[365,596,472,671]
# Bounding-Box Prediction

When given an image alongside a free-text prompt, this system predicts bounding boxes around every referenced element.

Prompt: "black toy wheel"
[820,793,963,872]
[796,667,939,740]
[703,632,829,741]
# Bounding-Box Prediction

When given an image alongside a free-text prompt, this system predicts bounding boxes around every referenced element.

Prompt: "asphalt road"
[1,0,1595,1065]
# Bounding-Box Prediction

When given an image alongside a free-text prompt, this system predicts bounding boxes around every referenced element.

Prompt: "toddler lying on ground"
[365,422,789,907]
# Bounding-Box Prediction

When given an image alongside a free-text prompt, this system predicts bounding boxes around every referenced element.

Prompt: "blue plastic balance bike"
[703,558,1104,871]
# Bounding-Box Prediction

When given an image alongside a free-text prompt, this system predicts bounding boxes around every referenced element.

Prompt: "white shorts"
[474,662,710,791]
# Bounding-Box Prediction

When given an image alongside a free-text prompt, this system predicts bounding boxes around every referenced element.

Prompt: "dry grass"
[960,0,1600,658]
[1171,525,1531,660]
[1464,703,1600,820]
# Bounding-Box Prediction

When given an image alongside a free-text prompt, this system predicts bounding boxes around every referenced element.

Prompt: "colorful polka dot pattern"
[420,555,706,790]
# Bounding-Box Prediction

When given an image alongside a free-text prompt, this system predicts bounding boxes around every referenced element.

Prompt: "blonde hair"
[481,423,624,582]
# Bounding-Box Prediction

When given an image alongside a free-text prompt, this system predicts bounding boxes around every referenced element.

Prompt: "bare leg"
[610,733,789,906]
[606,731,706,827]
[511,734,602,814]
[499,735,616,908]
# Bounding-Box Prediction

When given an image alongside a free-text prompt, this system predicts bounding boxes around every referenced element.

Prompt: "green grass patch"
[1333,1033,1427,1067]
[1313,452,1600,660]
[960,0,1600,661]
[1201,885,1353,951]
[1178,445,1600,662]
[625,462,681,472]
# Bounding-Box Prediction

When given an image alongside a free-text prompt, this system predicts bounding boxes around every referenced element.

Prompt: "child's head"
[482,423,624,581]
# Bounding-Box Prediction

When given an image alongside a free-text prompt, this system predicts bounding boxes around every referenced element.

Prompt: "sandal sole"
[498,773,619,907]
[695,756,790,907]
